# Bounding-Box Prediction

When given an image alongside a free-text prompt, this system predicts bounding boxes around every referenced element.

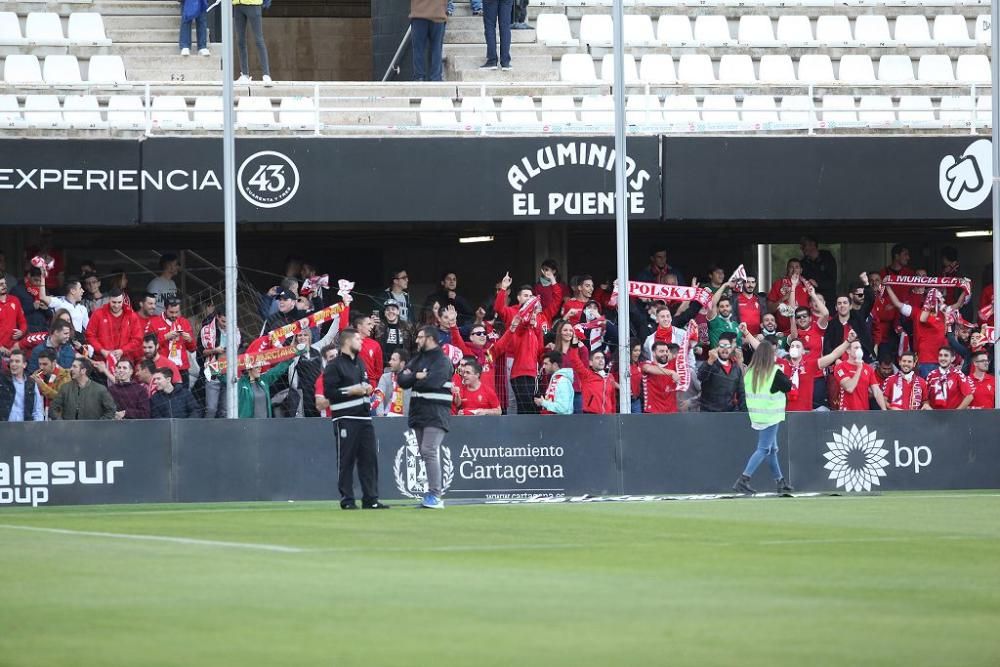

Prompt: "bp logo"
[823,425,890,492]
[237,150,300,208]
[939,139,991,211]
[393,429,455,499]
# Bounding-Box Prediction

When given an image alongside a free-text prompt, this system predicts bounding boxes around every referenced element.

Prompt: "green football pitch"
[0,493,997,667]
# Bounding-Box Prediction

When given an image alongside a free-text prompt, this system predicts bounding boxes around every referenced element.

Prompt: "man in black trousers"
[324,327,389,510]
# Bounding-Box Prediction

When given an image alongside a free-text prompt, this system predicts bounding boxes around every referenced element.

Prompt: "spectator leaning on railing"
[50,358,117,421]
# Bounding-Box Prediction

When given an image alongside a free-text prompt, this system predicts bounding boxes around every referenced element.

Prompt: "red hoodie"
[494,289,551,334]
[86,303,145,363]
[0,295,27,349]
[533,281,567,324]
[449,325,496,391]
[493,321,543,380]
[360,336,384,385]
[147,313,197,371]
[564,348,617,414]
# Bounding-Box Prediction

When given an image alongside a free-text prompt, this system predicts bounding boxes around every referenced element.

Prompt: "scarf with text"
[200,317,242,353]
[674,321,699,392]
[246,301,350,356]
[608,281,713,309]
[889,372,923,410]
[882,274,971,297]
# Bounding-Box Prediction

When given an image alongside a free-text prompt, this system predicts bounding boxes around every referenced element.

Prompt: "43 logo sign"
[237,150,300,208]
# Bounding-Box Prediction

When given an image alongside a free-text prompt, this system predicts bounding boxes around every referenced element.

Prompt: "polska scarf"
[608,281,713,309]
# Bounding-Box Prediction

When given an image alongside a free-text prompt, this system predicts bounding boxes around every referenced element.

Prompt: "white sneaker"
[262,74,273,87]
[198,48,211,56]
[236,74,250,83]
[180,48,190,56]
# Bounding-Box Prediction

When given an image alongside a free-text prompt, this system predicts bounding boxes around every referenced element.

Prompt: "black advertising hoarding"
[0,139,141,226]
[662,136,993,221]
[140,136,662,223]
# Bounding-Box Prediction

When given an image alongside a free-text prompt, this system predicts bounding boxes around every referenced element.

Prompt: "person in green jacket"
[50,358,117,420]
[237,356,294,419]
[732,341,794,496]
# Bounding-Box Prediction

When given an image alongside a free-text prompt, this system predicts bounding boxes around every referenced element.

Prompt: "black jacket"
[11,282,50,333]
[398,346,453,431]
[823,286,876,362]
[697,360,747,412]
[290,352,323,417]
[0,374,40,421]
[323,352,371,418]
[150,385,202,418]
[801,250,838,305]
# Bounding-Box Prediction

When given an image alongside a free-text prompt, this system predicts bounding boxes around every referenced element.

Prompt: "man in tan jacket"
[410,0,448,81]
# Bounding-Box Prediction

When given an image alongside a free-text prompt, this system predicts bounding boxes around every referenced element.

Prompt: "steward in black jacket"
[398,339,454,432]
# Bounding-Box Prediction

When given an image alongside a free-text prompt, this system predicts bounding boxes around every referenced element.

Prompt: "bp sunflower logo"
[823,425,891,492]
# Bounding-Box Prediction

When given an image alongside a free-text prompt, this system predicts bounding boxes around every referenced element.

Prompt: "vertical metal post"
[222,0,240,418]
[756,244,770,288]
[612,0,631,413]
[991,4,999,407]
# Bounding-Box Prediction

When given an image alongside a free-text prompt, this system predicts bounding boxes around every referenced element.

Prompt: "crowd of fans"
[0,237,996,422]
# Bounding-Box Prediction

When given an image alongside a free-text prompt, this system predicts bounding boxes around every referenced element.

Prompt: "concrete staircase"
[443,4,560,82]
[96,0,222,82]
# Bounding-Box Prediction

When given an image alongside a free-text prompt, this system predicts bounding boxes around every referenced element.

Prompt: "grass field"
[0,493,997,667]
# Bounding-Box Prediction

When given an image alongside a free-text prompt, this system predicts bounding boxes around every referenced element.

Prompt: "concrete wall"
[235,17,372,81]
[371,0,413,81]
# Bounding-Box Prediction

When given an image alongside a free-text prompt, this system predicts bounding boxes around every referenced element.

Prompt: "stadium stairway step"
[115,43,223,56]
[127,67,221,82]
[445,28,537,44]
[447,52,554,70]
[92,0,178,16]
[455,66,560,81]
[103,14,181,31]
[107,28,185,43]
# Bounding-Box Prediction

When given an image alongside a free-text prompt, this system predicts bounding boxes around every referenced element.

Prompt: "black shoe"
[341,501,359,510]
[363,502,391,510]
[732,475,756,495]
[776,478,794,496]
[500,64,513,71]
[479,61,498,70]
[472,9,483,15]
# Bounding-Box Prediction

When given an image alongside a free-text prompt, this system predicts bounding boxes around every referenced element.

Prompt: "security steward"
[398,325,454,510]
[323,327,389,510]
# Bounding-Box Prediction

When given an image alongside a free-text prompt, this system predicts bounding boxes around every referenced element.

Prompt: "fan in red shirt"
[533,259,567,326]
[448,323,497,392]
[752,328,852,412]
[85,289,145,365]
[882,284,960,377]
[134,292,158,333]
[455,359,501,415]
[146,298,196,384]
[834,340,887,411]
[880,352,929,410]
[967,351,996,409]
[767,259,811,334]
[563,340,618,414]
[141,333,181,384]
[925,347,975,410]
[979,284,994,326]
[495,272,551,334]
[641,341,679,414]
[561,275,595,325]
[736,276,764,336]
[351,312,384,389]
[493,310,544,415]
[0,275,27,354]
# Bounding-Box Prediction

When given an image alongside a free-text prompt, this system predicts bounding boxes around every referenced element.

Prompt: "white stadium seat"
[718,55,756,84]
[758,55,795,83]
[780,95,816,124]
[694,16,731,45]
[579,15,613,47]
[897,96,935,122]
[88,55,127,83]
[939,96,975,122]
[916,54,955,82]
[657,16,693,46]
[600,53,639,84]
[797,55,835,82]
[816,16,853,45]
[68,13,110,46]
[662,95,700,123]
[822,95,858,122]
[624,15,659,47]
[0,12,26,45]
[540,95,579,124]
[236,96,275,127]
[560,54,598,83]
[738,16,776,46]
[107,95,145,128]
[193,96,223,129]
[639,54,676,84]
[23,94,63,127]
[535,14,576,47]
[858,95,896,123]
[626,94,663,124]
[701,95,739,123]
[499,96,538,125]
[152,95,192,127]
[279,97,315,128]
[42,55,81,84]
[977,95,991,114]
[854,15,892,45]
[25,12,66,45]
[838,55,876,82]
[418,97,456,127]
[459,97,497,125]
[63,94,105,127]
[4,54,43,84]
[877,55,914,82]
[580,95,614,124]
[956,54,991,82]
[677,54,715,83]
[0,95,21,125]
[932,15,973,46]
[894,16,932,45]
[741,95,780,123]
[776,16,813,45]
[975,15,991,45]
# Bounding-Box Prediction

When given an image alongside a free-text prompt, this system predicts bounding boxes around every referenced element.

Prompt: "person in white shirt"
[146,254,180,315]
[38,275,89,335]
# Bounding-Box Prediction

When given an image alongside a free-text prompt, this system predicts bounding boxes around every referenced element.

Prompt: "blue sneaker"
[421,494,445,510]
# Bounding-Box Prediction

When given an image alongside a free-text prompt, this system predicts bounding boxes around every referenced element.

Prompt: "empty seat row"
[562,13,990,47]
[0,94,318,129]
[2,54,126,84]
[419,94,992,126]
[559,52,991,83]
[0,12,109,46]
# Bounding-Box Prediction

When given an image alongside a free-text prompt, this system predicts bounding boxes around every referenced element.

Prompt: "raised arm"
[818,330,856,369]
